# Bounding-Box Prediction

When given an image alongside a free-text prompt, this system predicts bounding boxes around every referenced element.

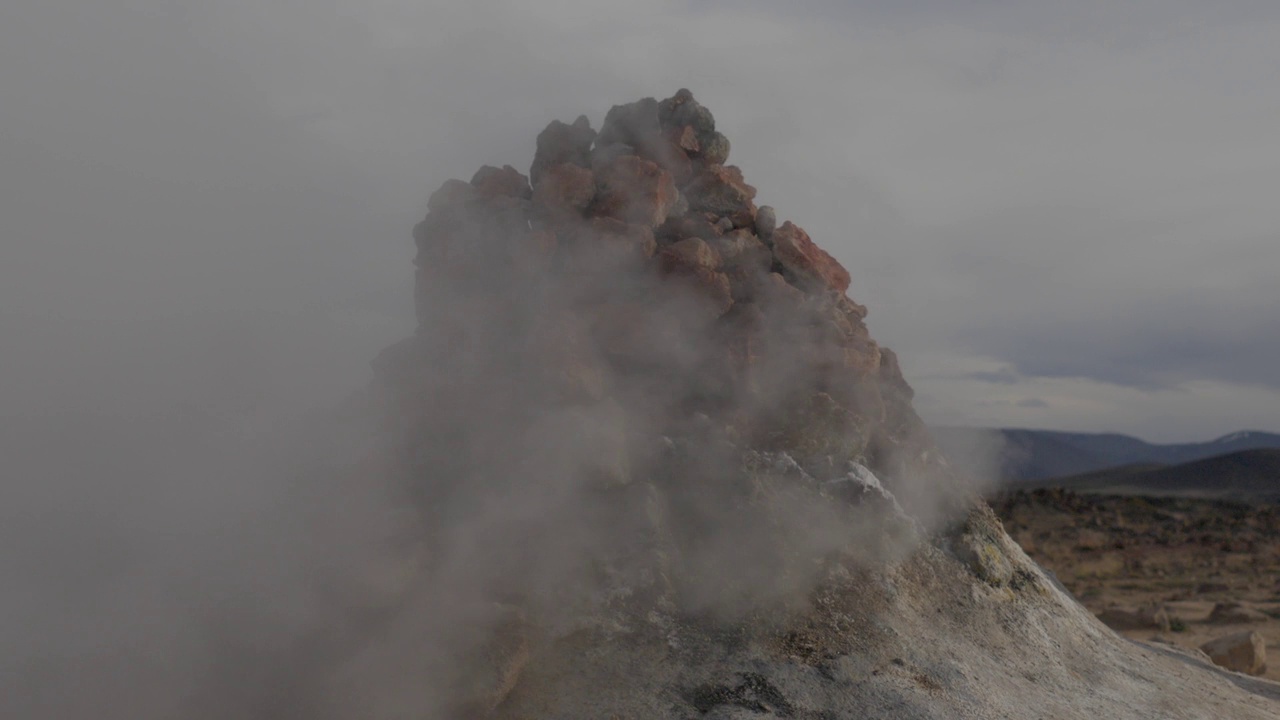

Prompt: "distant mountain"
[1020,449,1280,504]
[931,427,1280,482]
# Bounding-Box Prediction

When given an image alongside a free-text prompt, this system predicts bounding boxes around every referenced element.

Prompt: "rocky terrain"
[993,489,1280,680]
[298,90,1280,718]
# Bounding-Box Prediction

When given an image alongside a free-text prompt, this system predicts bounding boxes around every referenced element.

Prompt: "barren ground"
[992,489,1280,680]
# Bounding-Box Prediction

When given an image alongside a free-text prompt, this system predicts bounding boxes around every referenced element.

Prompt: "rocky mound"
[321,91,1280,718]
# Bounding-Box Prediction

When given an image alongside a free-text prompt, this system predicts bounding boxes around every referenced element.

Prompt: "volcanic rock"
[591,155,679,226]
[532,163,596,221]
[683,164,757,216]
[530,115,595,186]
[350,89,1280,720]
[770,221,852,294]
[471,164,532,200]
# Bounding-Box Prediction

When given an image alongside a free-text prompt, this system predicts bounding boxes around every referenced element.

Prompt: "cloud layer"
[3,2,1279,440]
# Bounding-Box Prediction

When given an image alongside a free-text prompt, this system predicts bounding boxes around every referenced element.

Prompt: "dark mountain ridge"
[933,426,1280,482]
[1018,448,1280,504]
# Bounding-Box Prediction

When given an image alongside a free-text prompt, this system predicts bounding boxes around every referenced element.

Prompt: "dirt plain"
[991,488,1280,680]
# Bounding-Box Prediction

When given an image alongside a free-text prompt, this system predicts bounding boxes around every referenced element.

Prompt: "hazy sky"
[3,0,1279,442]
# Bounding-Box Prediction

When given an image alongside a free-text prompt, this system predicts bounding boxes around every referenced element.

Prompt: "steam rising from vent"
[3,90,1000,720]
[320,89,987,716]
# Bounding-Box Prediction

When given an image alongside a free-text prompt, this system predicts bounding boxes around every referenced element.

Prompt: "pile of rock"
[344,90,1280,720]
[380,90,929,495]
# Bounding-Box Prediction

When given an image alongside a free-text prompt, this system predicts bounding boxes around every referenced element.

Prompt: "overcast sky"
[3,0,1279,442]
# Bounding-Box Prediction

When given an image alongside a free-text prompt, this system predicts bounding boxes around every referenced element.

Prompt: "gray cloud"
[967,367,1021,385]
[5,1,1280,715]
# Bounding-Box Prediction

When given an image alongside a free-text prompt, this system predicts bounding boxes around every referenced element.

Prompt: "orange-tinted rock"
[471,165,532,200]
[679,266,734,319]
[658,237,720,274]
[656,238,733,319]
[530,116,596,187]
[683,165,757,216]
[658,214,723,243]
[669,125,700,153]
[591,155,679,227]
[532,164,596,221]
[770,222,851,294]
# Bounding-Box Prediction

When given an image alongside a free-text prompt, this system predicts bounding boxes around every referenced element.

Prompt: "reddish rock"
[652,141,694,186]
[530,116,596,187]
[683,165,757,216]
[427,179,477,212]
[678,266,734,319]
[658,237,720,274]
[654,238,732,318]
[760,272,807,307]
[470,165,532,200]
[837,336,883,377]
[591,155,679,227]
[532,163,596,221]
[669,125,700,153]
[770,222,851,294]
[728,207,757,230]
[659,214,723,243]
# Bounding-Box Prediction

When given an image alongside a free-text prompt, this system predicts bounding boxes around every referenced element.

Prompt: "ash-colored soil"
[480,519,1280,719]
[323,490,1280,719]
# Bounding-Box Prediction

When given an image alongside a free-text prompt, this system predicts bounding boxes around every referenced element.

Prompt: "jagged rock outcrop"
[343,90,1280,719]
